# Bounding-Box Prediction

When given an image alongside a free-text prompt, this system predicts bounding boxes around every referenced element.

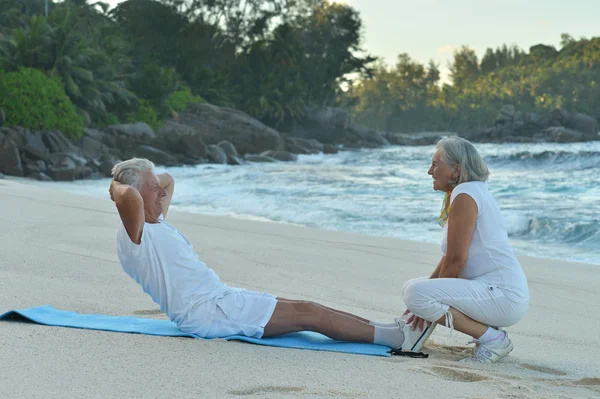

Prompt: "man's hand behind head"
[109,179,121,202]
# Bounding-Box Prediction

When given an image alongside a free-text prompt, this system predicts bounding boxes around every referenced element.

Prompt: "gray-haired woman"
[398,136,529,363]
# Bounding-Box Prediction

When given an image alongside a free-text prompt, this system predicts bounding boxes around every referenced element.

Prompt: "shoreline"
[3,173,598,267]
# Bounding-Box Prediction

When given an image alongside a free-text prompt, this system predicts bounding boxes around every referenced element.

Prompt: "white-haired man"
[109,158,426,352]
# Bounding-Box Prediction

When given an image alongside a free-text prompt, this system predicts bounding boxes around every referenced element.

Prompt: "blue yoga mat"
[0,305,392,357]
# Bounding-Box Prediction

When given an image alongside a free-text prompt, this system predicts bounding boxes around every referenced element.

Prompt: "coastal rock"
[0,108,4,127]
[521,112,544,128]
[384,132,444,146]
[568,113,598,139]
[99,152,122,177]
[134,145,178,166]
[284,137,324,154]
[23,159,47,174]
[178,103,283,155]
[23,131,48,160]
[84,127,116,148]
[80,136,109,160]
[47,166,76,181]
[207,144,228,164]
[289,107,387,148]
[495,105,517,124]
[101,122,156,157]
[545,126,584,143]
[0,136,23,177]
[245,154,278,163]
[289,107,351,144]
[43,131,80,154]
[343,125,389,148]
[27,171,52,181]
[549,108,572,126]
[260,150,297,162]
[156,121,208,159]
[323,144,339,154]
[217,141,243,165]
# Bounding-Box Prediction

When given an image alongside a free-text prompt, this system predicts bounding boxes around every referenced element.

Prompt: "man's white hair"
[435,136,490,184]
[111,158,155,190]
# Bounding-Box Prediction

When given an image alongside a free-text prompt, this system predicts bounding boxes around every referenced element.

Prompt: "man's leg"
[263,300,405,348]
[276,298,370,323]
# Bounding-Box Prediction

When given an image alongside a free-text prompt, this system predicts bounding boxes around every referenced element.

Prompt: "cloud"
[437,45,456,55]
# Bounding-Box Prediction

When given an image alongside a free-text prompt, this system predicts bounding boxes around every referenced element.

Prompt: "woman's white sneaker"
[460,331,514,363]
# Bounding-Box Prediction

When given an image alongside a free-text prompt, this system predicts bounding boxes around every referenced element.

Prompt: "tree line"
[1,0,598,139]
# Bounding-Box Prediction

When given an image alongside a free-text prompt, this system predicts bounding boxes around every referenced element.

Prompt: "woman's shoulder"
[452,181,487,198]
[450,181,490,212]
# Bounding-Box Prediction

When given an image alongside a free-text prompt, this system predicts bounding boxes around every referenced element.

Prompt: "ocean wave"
[507,215,600,247]
[485,150,600,170]
[24,142,600,265]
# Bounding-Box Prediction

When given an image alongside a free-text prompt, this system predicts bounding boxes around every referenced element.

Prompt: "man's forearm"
[158,173,173,189]
[111,181,139,204]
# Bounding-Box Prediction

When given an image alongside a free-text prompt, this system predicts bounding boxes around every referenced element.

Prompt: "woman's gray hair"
[435,136,489,184]
[111,158,155,189]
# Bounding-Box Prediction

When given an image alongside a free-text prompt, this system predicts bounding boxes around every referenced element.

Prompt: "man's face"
[139,170,166,219]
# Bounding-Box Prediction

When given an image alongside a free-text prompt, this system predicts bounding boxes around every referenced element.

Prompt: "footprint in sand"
[425,365,489,382]
[426,341,473,357]
[519,363,567,376]
[228,386,305,396]
[571,378,600,393]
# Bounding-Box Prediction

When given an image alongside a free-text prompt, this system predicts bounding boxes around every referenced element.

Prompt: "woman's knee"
[401,277,428,298]
[402,280,428,309]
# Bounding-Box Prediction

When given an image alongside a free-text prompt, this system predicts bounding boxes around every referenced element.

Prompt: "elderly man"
[109,158,427,352]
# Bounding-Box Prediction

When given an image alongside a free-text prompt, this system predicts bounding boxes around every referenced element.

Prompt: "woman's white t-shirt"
[441,181,529,303]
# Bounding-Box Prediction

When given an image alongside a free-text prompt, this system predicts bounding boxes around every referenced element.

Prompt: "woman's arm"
[439,193,478,278]
[429,256,445,279]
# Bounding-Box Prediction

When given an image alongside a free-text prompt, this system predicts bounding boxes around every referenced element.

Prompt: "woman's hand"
[402,309,430,330]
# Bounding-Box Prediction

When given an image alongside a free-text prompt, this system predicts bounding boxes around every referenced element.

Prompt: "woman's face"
[428,150,457,192]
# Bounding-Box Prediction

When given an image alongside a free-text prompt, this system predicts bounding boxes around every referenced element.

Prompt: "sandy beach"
[0,178,598,399]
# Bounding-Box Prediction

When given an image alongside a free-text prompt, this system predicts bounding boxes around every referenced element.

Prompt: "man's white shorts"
[201,289,278,339]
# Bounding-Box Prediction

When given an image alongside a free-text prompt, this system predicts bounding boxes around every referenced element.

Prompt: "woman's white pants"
[402,277,528,330]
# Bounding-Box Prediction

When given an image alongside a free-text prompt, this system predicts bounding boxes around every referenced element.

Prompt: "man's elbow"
[159,173,174,187]
[116,186,141,207]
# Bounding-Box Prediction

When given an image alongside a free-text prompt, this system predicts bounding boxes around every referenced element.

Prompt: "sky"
[103,0,600,82]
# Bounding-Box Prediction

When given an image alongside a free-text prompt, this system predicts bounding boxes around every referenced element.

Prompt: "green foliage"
[0,3,137,126]
[345,35,600,133]
[0,67,84,138]
[93,111,120,127]
[126,100,163,130]
[127,63,178,111]
[165,88,206,115]
[12,0,596,141]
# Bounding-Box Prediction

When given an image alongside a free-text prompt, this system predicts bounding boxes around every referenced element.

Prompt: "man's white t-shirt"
[116,215,230,329]
[441,181,529,303]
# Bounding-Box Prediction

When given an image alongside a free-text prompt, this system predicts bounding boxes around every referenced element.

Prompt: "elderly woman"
[399,137,529,363]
